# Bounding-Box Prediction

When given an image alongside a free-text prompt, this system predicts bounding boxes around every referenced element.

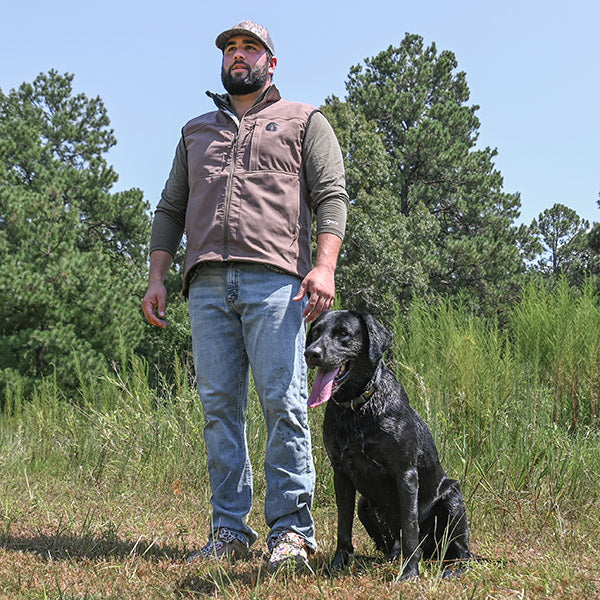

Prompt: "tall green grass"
[1,279,599,515]
[392,279,600,512]
[511,278,600,429]
[1,353,204,493]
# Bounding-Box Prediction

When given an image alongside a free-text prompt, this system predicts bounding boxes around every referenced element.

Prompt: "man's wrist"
[313,262,336,274]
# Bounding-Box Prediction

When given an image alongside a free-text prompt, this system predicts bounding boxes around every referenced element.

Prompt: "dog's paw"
[399,565,420,580]
[325,548,353,575]
[441,563,469,579]
[398,557,420,581]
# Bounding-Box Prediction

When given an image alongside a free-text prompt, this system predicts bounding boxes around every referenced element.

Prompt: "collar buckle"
[341,361,383,411]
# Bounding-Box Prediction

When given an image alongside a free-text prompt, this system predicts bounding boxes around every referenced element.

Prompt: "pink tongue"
[308,367,340,408]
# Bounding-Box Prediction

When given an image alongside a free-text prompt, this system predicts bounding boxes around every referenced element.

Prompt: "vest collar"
[206,84,280,113]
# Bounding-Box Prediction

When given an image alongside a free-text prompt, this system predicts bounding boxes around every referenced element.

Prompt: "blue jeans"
[188,262,316,551]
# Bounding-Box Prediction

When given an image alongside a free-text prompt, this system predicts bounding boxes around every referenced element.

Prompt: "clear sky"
[2,0,599,226]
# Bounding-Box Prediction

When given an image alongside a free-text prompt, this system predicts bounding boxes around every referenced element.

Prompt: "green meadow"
[1,281,599,599]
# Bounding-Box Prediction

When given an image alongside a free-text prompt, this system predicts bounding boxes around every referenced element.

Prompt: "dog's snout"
[304,346,322,365]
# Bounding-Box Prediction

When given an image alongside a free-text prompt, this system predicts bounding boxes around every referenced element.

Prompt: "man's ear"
[268,56,277,76]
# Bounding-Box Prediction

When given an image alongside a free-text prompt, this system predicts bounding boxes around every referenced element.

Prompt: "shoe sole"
[266,556,313,575]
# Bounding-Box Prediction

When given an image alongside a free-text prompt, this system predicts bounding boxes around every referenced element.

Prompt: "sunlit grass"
[1,282,600,598]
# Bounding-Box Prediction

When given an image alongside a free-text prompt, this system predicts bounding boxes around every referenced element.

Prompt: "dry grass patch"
[0,476,598,600]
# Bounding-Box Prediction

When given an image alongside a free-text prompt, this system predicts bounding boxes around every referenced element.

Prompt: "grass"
[1,281,600,599]
[0,473,598,599]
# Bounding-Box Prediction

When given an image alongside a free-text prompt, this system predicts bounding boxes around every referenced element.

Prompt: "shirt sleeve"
[149,135,189,256]
[302,111,349,240]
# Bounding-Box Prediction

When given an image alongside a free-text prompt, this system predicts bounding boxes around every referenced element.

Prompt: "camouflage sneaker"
[186,527,249,563]
[266,531,313,574]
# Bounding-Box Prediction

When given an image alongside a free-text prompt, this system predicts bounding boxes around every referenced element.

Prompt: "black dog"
[305,310,471,579]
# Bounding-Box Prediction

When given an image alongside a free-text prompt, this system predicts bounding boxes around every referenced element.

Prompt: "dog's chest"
[326,413,390,476]
[341,437,388,479]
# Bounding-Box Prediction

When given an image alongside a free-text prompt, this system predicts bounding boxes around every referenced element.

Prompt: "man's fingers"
[293,281,307,302]
[296,266,335,321]
[142,304,164,328]
[302,292,333,322]
[141,290,168,328]
[156,296,166,318]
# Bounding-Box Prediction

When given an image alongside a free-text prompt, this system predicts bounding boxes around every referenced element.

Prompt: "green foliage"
[344,36,479,217]
[0,71,151,395]
[396,298,507,427]
[586,220,600,282]
[324,34,527,320]
[393,278,600,458]
[529,202,591,277]
[337,191,440,315]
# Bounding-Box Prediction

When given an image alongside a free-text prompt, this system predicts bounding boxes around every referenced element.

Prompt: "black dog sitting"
[305,310,471,579]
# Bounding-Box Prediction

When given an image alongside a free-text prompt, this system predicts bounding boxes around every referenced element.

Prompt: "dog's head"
[305,310,392,407]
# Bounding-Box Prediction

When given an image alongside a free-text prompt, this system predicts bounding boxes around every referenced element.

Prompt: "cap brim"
[215,28,273,54]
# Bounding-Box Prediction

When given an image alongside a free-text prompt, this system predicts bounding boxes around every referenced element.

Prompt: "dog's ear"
[361,313,392,365]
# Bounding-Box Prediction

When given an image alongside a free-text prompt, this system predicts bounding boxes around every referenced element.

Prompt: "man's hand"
[141,250,173,328]
[294,264,335,322]
[141,282,168,328]
[293,232,342,322]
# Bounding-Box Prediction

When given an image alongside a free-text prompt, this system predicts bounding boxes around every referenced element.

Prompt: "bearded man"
[141,20,348,573]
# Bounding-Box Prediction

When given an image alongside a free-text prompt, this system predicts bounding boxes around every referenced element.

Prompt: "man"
[141,20,348,573]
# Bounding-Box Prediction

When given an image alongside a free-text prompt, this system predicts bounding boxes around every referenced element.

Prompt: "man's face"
[221,34,275,95]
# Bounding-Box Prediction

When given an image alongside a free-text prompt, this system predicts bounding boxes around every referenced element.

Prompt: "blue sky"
[2,0,599,226]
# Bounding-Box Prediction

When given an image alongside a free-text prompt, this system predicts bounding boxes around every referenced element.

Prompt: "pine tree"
[0,71,150,392]
[324,35,527,319]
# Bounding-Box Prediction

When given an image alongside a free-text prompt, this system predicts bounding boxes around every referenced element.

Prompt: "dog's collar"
[335,361,384,411]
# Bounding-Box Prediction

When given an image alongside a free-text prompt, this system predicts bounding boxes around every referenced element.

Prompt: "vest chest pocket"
[248,118,303,173]
[186,125,235,179]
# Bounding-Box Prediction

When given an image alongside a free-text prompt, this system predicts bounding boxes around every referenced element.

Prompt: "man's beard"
[221,60,270,95]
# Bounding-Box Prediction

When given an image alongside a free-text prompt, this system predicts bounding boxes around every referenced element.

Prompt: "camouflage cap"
[215,20,275,55]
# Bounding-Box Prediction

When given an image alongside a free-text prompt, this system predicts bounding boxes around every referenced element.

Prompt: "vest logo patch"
[266,122,279,132]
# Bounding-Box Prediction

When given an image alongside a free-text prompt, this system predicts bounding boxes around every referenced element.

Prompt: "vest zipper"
[224,131,239,259]
[222,100,264,260]
[223,113,242,260]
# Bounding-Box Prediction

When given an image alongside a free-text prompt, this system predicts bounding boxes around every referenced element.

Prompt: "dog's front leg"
[396,466,421,579]
[331,469,356,569]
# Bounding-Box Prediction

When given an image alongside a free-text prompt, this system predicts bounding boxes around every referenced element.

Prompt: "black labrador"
[305,310,471,579]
